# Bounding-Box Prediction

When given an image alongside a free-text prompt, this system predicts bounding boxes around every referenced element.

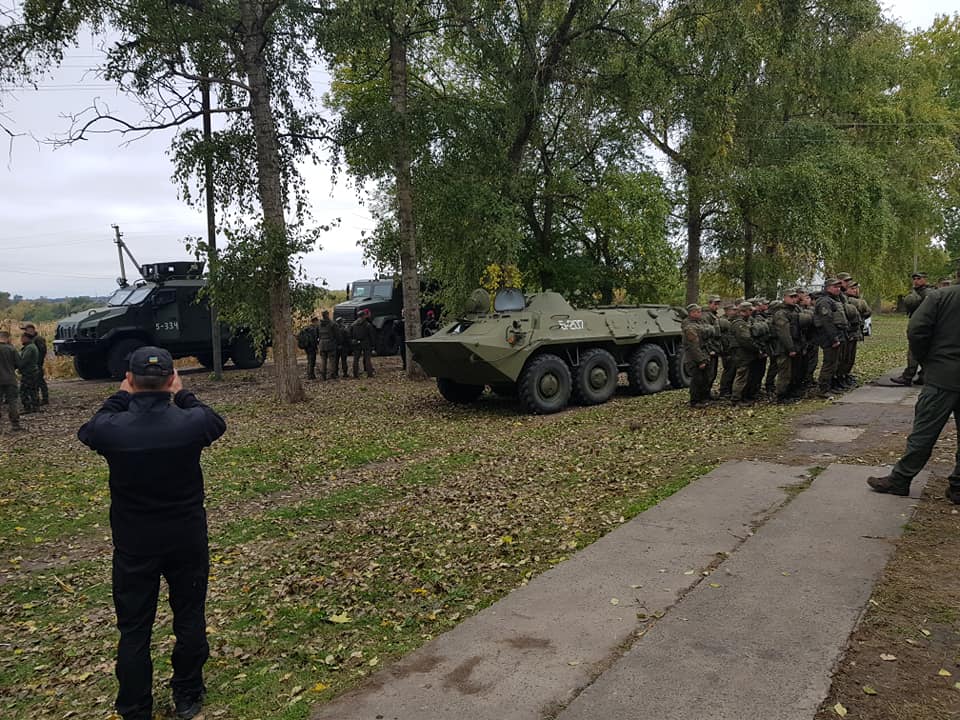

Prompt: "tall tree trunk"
[685,173,703,304]
[743,212,756,298]
[389,29,425,379]
[239,0,304,403]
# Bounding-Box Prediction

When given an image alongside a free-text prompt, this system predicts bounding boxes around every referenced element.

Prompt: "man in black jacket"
[78,347,226,720]
[869,284,960,504]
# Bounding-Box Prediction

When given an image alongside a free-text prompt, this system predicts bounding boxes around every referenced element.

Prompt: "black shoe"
[867,475,910,497]
[946,486,960,505]
[889,376,912,386]
[174,691,206,720]
[914,376,924,385]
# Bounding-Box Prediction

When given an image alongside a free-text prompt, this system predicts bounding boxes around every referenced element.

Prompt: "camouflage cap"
[911,271,927,279]
[836,272,853,281]
[824,278,841,287]
[746,296,760,305]
[783,289,799,298]
[757,297,770,305]
[686,303,701,312]
[733,297,745,305]
[707,295,721,303]
[848,281,860,289]
[738,301,754,311]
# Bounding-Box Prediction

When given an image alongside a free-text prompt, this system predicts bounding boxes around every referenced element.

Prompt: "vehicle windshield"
[108,285,153,306]
[352,282,393,300]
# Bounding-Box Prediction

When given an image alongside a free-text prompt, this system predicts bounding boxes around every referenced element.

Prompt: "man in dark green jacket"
[681,304,711,408]
[869,283,960,503]
[891,272,933,385]
[21,322,48,405]
[0,331,23,431]
[18,333,40,413]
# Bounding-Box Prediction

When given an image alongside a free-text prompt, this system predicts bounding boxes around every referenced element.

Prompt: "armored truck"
[54,261,264,380]
[407,288,689,414]
[333,277,441,355]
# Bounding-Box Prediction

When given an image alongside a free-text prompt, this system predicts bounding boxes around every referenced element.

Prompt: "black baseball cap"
[911,272,927,279]
[129,346,174,376]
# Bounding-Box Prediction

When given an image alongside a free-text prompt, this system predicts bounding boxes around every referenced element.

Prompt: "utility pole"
[112,224,128,287]
[202,75,223,380]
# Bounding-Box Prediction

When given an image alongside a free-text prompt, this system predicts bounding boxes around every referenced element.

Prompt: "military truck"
[332,277,440,355]
[407,288,689,414]
[54,260,264,380]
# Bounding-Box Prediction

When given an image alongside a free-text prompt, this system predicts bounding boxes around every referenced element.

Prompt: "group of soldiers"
[681,273,872,408]
[0,322,49,432]
[297,308,441,381]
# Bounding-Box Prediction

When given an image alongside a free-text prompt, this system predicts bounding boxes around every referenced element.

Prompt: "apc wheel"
[437,377,484,403]
[73,352,109,380]
[518,353,572,414]
[230,335,265,369]
[377,328,400,356]
[572,348,618,405]
[107,338,146,379]
[668,347,693,389]
[628,344,669,395]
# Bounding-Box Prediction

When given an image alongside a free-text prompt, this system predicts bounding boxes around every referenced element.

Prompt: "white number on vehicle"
[557,319,584,331]
[155,320,179,332]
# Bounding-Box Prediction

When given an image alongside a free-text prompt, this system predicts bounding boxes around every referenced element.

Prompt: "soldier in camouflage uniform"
[316,310,336,380]
[682,304,712,408]
[891,272,933,386]
[0,331,23,431]
[702,296,722,392]
[841,281,871,387]
[833,273,860,389]
[718,303,738,398]
[746,299,772,399]
[813,278,849,397]
[771,290,802,403]
[21,323,48,405]
[333,318,350,379]
[797,290,819,392]
[18,333,41,413]
[297,317,320,380]
[350,309,377,378]
[731,302,761,405]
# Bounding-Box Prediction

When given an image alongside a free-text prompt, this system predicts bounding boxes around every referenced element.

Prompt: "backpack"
[297,326,314,350]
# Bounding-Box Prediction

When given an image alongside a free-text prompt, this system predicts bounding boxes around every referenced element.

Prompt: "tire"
[230,335,265,369]
[518,353,572,414]
[627,343,669,395]
[196,352,230,370]
[73,352,109,380]
[668,347,693,389]
[106,338,146,379]
[437,377,485,403]
[572,348,618,405]
[377,329,400,356]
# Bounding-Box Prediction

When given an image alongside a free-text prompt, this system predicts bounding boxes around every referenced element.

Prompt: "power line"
[0,266,114,280]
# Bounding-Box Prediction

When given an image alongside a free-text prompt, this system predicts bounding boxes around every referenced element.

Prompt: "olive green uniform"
[813,293,849,392]
[32,334,49,405]
[0,342,21,429]
[836,295,861,384]
[885,285,960,496]
[316,319,336,380]
[350,317,377,378]
[18,340,40,413]
[333,321,350,378]
[771,303,801,399]
[682,318,711,406]
[298,324,319,380]
[799,305,818,388]
[717,316,736,398]
[701,309,721,391]
[731,317,759,402]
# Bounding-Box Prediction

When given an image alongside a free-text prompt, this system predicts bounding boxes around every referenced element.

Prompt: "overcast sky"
[1,1,956,299]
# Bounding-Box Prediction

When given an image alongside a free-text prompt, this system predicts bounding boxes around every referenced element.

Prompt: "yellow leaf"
[938,669,953,677]
[833,702,848,717]
[369,657,379,667]
[610,598,620,606]
[683,570,695,575]
[328,613,351,624]
[411,588,429,596]
[311,682,328,693]
[500,535,514,545]
[954,681,960,691]
[709,583,721,588]
[863,685,877,695]
[921,629,931,637]
[880,653,897,661]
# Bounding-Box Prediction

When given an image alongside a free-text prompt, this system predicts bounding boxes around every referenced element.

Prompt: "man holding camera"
[78,347,226,720]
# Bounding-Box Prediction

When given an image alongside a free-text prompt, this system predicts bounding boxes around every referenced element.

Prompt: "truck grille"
[56,324,77,340]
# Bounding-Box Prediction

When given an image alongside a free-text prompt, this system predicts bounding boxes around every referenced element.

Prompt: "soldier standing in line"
[18,332,41,413]
[0,331,23,432]
[316,311,336,381]
[746,299,770,399]
[731,302,761,406]
[771,290,802,403]
[297,317,320,380]
[891,272,933,386]
[868,282,960,504]
[937,277,953,288]
[813,278,849,397]
[333,318,350,379]
[717,303,738,399]
[702,296,722,393]
[21,322,48,405]
[682,304,712,408]
[834,273,860,389]
[350,309,377,378]
[843,281,871,386]
[798,290,819,392]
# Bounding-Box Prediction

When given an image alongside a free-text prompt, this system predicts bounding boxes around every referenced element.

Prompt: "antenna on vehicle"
[111,224,143,287]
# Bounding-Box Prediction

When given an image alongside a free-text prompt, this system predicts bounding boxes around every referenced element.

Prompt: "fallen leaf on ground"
[610,598,620,606]
[880,653,897,661]
[938,669,952,677]
[833,702,848,717]
[327,613,351,624]
[920,628,931,637]
[863,685,877,695]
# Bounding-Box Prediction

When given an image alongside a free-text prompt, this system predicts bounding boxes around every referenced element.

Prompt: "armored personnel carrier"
[54,260,264,380]
[406,288,689,414]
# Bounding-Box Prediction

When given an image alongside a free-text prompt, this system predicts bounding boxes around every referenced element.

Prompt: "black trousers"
[113,547,209,720]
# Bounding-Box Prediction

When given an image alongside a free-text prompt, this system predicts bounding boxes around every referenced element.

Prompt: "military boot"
[946,485,960,505]
[867,475,910,497]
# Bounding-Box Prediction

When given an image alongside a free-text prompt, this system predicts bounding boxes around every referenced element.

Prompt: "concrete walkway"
[310,384,924,720]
